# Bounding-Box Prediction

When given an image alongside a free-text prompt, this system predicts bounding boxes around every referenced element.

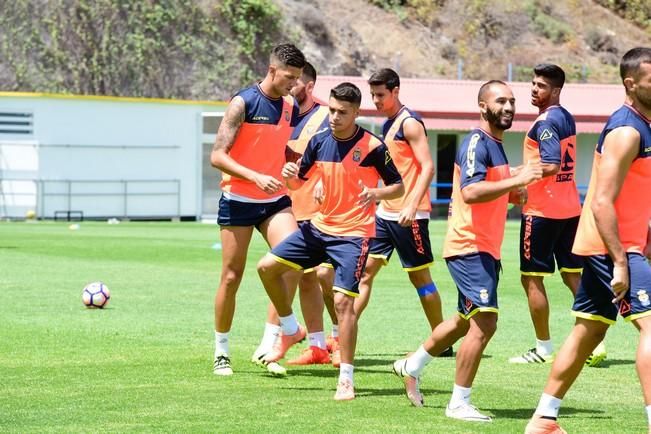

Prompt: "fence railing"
[0,178,181,219]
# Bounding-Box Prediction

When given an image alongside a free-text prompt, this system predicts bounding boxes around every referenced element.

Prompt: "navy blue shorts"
[446,252,500,319]
[572,253,651,324]
[269,222,369,297]
[368,216,434,271]
[217,194,292,229]
[520,215,583,275]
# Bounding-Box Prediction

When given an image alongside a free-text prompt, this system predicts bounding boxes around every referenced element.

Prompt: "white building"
[0,92,226,220]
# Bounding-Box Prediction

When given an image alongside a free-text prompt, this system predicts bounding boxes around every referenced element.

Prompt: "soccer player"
[509,64,597,365]
[257,82,404,400]
[210,43,305,376]
[392,80,542,421]
[261,62,334,366]
[525,47,651,434]
[355,68,447,348]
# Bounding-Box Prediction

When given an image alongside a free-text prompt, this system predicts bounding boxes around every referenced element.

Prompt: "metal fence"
[0,178,181,219]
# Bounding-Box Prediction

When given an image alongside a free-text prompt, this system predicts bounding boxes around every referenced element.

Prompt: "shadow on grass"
[276,385,448,399]
[598,358,633,367]
[487,406,607,420]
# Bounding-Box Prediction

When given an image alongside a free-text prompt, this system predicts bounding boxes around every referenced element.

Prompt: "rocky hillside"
[0,0,649,100]
[279,0,651,84]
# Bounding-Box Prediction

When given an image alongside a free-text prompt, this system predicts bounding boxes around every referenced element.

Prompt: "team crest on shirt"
[352,148,361,162]
[539,129,553,141]
[479,289,489,303]
[284,110,290,121]
[637,290,650,307]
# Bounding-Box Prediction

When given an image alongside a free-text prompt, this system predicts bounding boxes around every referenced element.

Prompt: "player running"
[392,80,542,422]
[525,47,651,434]
[352,68,449,355]
[257,82,404,400]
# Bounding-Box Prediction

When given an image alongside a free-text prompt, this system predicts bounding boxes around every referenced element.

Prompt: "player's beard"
[485,107,514,131]
[293,87,307,105]
[635,86,651,112]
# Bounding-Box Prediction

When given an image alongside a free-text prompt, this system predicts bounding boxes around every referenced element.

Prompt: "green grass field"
[0,220,645,433]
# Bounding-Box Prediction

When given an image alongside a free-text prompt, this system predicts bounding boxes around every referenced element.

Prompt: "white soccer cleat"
[264,360,287,377]
[213,355,233,376]
[445,403,492,422]
[509,348,554,364]
[251,349,267,366]
[392,358,424,407]
[334,379,355,401]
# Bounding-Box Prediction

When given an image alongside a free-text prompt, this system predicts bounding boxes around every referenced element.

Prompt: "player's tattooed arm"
[212,96,245,156]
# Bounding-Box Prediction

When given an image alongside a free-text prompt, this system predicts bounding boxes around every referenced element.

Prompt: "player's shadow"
[487,406,607,420]
[355,386,448,399]
[599,358,633,367]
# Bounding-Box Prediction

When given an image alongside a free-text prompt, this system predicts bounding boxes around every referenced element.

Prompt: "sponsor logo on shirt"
[539,129,553,141]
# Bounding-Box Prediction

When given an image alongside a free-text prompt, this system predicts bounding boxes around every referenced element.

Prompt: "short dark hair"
[620,47,651,83]
[533,63,565,88]
[330,82,362,106]
[270,43,306,69]
[368,68,400,90]
[302,61,317,83]
[478,80,507,103]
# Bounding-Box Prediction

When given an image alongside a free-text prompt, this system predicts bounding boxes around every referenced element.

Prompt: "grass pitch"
[0,220,645,433]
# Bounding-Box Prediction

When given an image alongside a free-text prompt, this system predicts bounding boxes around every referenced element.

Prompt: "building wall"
[0,94,225,219]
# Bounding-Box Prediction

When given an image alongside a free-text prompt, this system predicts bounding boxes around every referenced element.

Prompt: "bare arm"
[358,181,404,209]
[591,126,640,299]
[541,162,560,177]
[397,119,435,227]
[210,96,283,195]
[462,160,543,204]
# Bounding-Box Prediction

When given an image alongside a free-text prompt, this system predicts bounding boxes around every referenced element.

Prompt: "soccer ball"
[82,282,111,309]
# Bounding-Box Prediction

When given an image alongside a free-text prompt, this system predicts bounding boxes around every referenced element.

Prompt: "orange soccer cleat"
[287,346,331,365]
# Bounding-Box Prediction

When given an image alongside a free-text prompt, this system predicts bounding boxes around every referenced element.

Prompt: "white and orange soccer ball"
[82,282,111,309]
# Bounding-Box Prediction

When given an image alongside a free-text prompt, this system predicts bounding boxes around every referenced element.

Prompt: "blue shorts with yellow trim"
[369,216,434,271]
[446,252,500,319]
[572,253,651,324]
[520,215,583,275]
[218,194,292,229]
[269,222,369,297]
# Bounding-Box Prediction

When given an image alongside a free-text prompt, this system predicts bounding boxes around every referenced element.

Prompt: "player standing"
[525,47,651,434]
[509,64,603,365]
[257,82,404,400]
[211,43,305,376]
[392,81,542,421]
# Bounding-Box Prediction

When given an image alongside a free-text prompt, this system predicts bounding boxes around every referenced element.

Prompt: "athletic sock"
[339,363,354,385]
[646,404,651,426]
[536,339,553,356]
[215,331,229,358]
[449,384,472,408]
[404,345,434,378]
[331,324,339,338]
[279,313,299,336]
[255,323,280,354]
[308,331,327,350]
[535,393,562,419]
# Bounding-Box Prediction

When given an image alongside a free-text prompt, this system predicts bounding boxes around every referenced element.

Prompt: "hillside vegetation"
[1,0,649,101]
